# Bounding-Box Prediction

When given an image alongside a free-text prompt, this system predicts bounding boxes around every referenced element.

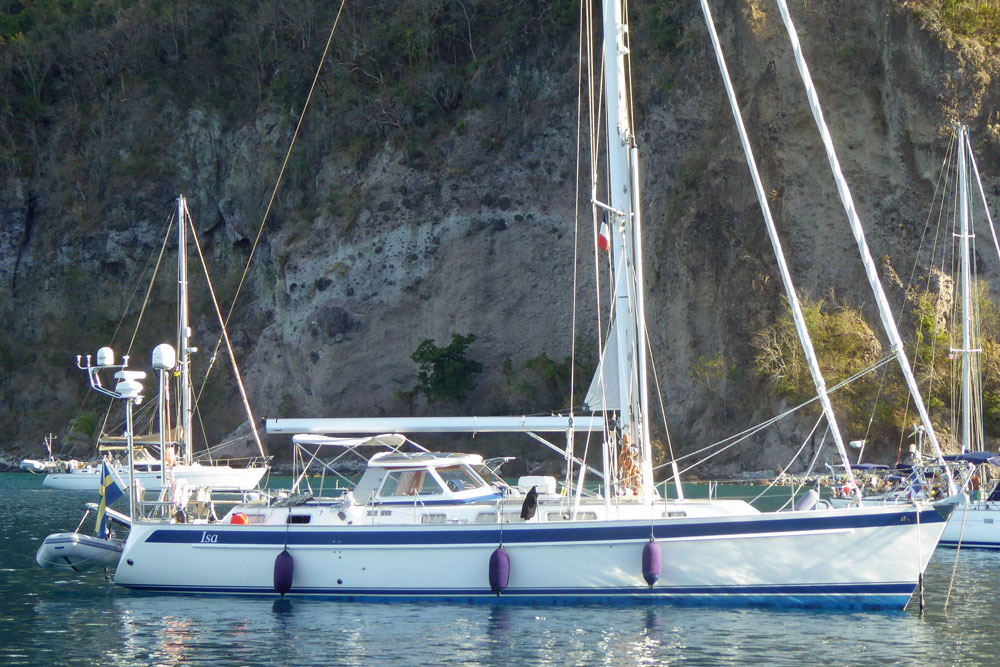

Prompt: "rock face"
[2,1,999,473]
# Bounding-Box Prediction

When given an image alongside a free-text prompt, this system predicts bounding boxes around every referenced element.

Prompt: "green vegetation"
[411,333,482,404]
[640,0,689,53]
[752,285,1000,451]
[752,293,882,402]
[0,1,582,175]
[692,352,732,420]
[499,352,592,413]
[903,1,1000,49]
[67,410,99,449]
[752,292,906,445]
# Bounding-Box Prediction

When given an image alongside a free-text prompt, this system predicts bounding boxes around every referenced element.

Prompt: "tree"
[411,333,482,403]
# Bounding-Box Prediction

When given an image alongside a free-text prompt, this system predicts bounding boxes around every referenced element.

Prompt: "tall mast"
[599,0,660,501]
[177,195,194,465]
[958,125,974,453]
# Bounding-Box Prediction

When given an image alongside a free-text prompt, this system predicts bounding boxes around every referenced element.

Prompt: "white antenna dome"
[152,344,177,370]
[96,347,115,366]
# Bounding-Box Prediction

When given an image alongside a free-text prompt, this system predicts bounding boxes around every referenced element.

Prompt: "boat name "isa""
[200,532,219,543]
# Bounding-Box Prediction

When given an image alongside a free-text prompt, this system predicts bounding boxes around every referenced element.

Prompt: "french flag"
[598,214,611,252]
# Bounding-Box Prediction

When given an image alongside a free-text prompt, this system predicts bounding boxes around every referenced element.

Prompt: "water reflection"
[9,563,995,666]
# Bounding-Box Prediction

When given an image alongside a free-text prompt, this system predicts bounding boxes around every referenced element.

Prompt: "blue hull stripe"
[144,508,944,546]
[118,582,914,609]
[939,540,1000,550]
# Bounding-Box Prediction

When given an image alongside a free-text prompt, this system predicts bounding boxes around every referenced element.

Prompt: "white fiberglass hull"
[36,532,123,571]
[939,502,1000,549]
[113,503,949,609]
[831,495,1000,550]
[41,464,266,492]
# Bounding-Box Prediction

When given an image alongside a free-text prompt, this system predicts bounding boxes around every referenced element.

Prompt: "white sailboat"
[69,0,957,608]
[41,197,268,493]
[833,126,1000,549]
[937,124,1000,548]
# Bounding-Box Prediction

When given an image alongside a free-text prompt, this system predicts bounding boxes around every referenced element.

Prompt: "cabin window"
[435,465,485,493]
[546,511,598,521]
[475,512,499,523]
[287,514,311,524]
[379,470,444,497]
[421,514,447,524]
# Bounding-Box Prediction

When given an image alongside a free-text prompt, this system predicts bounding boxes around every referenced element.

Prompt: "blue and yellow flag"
[96,460,124,539]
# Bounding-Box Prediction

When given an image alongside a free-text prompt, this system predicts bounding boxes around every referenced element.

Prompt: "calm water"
[2,472,999,666]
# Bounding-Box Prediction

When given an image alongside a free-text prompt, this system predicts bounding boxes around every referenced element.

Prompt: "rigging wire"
[889,133,956,463]
[748,413,826,508]
[644,322,679,484]
[198,0,348,394]
[90,211,175,451]
[658,355,896,474]
[568,0,585,495]
[185,203,266,460]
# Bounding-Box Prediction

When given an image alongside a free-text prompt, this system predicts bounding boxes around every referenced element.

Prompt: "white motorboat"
[20,459,59,474]
[20,434,60,473]
[57,0,957,609]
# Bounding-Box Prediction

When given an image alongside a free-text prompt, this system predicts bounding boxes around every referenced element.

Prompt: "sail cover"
[584,323,621,412]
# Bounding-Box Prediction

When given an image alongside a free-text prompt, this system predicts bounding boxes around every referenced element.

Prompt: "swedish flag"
[96,460,124,539]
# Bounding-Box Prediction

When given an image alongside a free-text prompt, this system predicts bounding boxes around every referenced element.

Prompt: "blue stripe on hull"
[939,540,1000,550]
[118,582,914,610]
[144,508,944,546]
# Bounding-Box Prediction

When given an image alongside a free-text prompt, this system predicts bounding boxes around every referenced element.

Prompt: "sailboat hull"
[113,504,947,609]
[831,494,1000,550]
[41,464,266,492]
[939,502,1000,549]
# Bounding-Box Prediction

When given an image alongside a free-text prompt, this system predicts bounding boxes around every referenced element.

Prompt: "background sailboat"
[41,197,268,493]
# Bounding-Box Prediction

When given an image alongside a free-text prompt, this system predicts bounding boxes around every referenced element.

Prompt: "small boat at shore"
[19,434,61,474]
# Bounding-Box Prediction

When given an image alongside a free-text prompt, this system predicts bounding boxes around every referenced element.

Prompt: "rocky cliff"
[2,1,999,475]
